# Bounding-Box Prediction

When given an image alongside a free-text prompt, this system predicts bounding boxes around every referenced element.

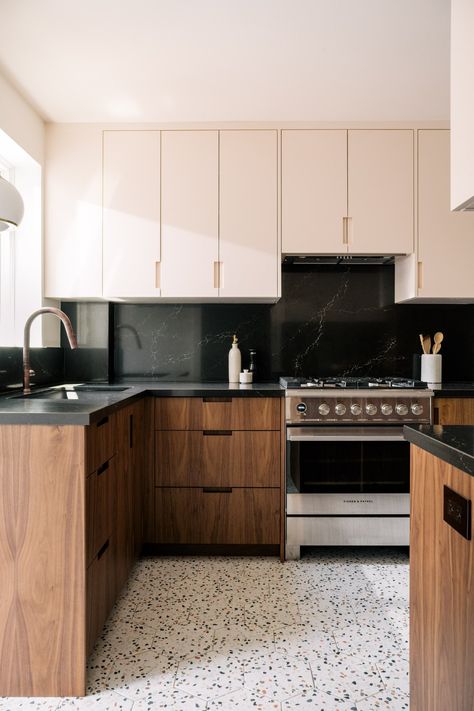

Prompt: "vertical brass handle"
[417,261,423,291]
[155,261,161,289]
[342,217,348,245]
[213,261,219,289]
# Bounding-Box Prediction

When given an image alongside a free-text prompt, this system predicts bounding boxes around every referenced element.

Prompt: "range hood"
[283,255,395,266]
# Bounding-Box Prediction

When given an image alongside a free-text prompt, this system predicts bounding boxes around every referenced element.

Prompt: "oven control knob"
[366,403,377,415]
[335,402,346,416]
[381,403,393,416]
[396,403,409,416]
[350,403,362,415]
[411,403,423,416]
[318,402,330,416]
[296,402,307,414]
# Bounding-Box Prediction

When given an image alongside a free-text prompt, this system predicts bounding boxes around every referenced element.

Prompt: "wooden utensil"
[432,331,444,354]
[424,335,431,355]
[419,334,427,353]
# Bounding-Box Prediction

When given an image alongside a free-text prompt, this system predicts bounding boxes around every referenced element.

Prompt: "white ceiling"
[0,0,450,123]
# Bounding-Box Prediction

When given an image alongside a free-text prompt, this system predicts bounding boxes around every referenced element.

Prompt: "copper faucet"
[23,307,78,395]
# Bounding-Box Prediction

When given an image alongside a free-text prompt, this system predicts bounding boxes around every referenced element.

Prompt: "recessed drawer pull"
[97,539,110,560]
[203,397,232,403]
[97,460,109,476]
[202,487,233,494]
[96,416,109,428]
[203,430,232,436]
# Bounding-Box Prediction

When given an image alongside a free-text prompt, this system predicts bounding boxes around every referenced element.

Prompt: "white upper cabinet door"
[348,130,414,255]
[282,130,348,254]
[103,131,161,299]
[219,130,279,299]
[418,130,474,299]
[45,125,103,299]
[161,131,218,298]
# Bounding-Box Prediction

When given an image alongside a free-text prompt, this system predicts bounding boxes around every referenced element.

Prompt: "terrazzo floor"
[0,548,409,710]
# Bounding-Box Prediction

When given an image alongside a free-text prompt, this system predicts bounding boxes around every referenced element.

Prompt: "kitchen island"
[404,424,474,711]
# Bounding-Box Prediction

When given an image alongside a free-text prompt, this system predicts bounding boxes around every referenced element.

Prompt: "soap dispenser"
[228,334,241,383]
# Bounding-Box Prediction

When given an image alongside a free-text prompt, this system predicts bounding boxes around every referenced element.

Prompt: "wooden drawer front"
[86,536,115,655]
[154,487,279,544]
[433,398,474,425]
[155,430,280,487]
[154,397,280,430]
[86,414,115,474]
[86,457,115,565]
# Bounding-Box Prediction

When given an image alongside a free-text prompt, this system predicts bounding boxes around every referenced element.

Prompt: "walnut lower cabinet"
[153,397,282,549]
[433,397,474,425]
[0,400,144,697]
[410,445,474,711]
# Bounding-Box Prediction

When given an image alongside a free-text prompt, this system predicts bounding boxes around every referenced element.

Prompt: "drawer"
[154,487,280,544]
[86,457,116,565]
[155,430,280,487]
[86,536,116,655]
[86,414,115,474]
[154,397,280,430]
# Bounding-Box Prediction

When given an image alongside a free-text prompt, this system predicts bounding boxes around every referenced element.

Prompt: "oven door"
[286,426,409,516]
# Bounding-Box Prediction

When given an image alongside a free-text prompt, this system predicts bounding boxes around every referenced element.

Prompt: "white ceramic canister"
[239,369,253,384]
[228,334,241,383]
[421,354,442,385]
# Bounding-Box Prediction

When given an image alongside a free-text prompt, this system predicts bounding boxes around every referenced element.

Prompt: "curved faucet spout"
[23,307,78,395]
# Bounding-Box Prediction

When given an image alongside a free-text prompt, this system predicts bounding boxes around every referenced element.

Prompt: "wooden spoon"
[419,334,427,353]
[432,331,444,354]
[422,334,431,355]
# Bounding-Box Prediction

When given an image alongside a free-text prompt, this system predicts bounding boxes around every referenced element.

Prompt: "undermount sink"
[11,384,130,400]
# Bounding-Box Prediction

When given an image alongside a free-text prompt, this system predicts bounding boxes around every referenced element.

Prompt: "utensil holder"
[421,354,442,385]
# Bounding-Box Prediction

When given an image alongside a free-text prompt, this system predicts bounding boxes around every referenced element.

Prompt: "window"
[0,130,42,346]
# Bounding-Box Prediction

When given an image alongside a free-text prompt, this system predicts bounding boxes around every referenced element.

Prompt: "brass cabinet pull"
[155,261,161,289]
[202,487,232,493]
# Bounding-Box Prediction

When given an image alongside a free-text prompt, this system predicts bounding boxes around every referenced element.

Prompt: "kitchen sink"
[11,384,130,400]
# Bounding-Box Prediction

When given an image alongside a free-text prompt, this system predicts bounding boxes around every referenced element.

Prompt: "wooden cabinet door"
[161,131,218,297]
[86,457,116,566]
[418,130,474,299]
[433,397,474,425]
[282,130,348,254]
[154,488,280,544]
[103,131,161,298]
[348,130,414,254]
[219,130,279,298]
[86,535,116,655]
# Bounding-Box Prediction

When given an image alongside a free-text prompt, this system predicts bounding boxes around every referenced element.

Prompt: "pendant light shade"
[0,176,24,231]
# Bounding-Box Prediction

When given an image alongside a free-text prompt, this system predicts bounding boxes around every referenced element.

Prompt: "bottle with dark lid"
[249,349,257,381]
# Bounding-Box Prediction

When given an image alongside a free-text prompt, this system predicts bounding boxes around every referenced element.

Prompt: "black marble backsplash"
[112,265,474,382]
[0,347,63,394]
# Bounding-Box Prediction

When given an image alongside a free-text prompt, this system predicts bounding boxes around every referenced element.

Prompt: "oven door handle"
[286,427,406,442]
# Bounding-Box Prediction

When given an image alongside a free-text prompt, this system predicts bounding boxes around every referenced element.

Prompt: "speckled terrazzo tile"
[212,624,276,664]
[244,600,301,632]
[131,687,207,709]
[333,624,407,663]
[58,692,134,710]
[282,688,358,710]
[207,688,282,709]
[0,699,63,711]
[242,651,313,702]
[174,653,244,701]
[274,623,338,661]
[310,651,384,703]
[354,604,409,636]
[132,598,191,630]
[297,600,358,630]
[187,595,245,628]
[152,625,215,662]
[97,651,177,700]
[90,620,157,661]
[376,653,409,697]
[355,687,409,710]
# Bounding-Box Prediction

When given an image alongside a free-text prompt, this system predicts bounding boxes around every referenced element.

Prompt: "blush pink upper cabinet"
[282,130,348,254]
[160,131,219,298]
[102,131,161,299]
[347,130,414,255]
[219,130,279,299]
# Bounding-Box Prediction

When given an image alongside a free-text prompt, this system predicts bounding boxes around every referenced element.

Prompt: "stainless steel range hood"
[282,255,395,266]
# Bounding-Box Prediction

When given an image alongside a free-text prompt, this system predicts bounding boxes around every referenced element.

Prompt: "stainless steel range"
[282,376,433,559]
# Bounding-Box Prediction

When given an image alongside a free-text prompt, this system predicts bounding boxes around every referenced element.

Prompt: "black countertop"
[404,424,474,477]
[0,382,284,425]
[432,383,474,397]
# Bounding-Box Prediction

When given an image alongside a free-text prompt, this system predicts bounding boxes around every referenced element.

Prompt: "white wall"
[0,71,44,165]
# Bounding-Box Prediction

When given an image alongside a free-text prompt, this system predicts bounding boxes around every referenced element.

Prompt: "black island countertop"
[0,381,284,425]
[432,382,474,397]
[404,424,474,478]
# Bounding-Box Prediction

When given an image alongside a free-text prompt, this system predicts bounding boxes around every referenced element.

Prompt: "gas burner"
[279,376,427,390]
